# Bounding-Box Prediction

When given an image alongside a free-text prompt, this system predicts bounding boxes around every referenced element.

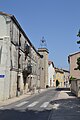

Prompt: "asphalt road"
[0,88,58,120]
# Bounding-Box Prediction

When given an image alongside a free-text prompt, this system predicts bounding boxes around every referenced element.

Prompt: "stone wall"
[71,79,80,97]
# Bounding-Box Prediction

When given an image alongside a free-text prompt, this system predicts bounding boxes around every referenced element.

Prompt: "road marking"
[53,104,60,109]
[16,101,29,107]
[27,101,39,107]
[40,102,49,108]
[0,107,4,110]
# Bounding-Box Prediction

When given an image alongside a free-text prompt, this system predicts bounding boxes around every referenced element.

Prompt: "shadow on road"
[0,108,51,120]
[56,87,76,97]
[56,87,70,91]
[66,91,76,97]
[50,98,80,120]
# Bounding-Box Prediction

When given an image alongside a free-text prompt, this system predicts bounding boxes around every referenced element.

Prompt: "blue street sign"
[0,75,5,78]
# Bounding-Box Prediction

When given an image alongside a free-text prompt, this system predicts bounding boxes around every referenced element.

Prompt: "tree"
[69,76,76,84]
[75,30,80,70]
[74,57,80,70]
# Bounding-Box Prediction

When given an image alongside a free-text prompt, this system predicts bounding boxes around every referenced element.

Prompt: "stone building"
[68,52,80,97]
[63,69,70,88]
[68,51,80,79]
[0,12,43,100]
[38,48,49,88]
[54,68,64,87]
[48,61,55,87]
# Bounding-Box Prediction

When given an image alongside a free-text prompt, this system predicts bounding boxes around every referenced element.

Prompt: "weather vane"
[40,37,47,48]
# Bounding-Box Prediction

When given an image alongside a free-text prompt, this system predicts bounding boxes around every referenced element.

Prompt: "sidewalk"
[0,92,31,107]
[0,88,48,107]
[49,89,80,120]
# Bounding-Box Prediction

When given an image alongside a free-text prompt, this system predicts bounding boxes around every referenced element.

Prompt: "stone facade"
[0,12,42,100]
[38,48,49,88]
[68,52,80,97]
[55,68,64,88]
[68,52,80,79]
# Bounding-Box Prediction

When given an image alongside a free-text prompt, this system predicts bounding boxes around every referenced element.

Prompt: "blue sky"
[0,0,80,70]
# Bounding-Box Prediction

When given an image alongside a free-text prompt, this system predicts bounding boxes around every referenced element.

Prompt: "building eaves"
[38,48,49,54]
[0,11,12,17]
[63,69,70,73]
[11,16,41,57]
[68,51,80,63]
[55,67,64,73]
[0,11,42,58]
[48,61,54,67]
[68,51,80,57]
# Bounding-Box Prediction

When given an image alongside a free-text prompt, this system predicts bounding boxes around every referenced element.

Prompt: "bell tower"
[38,37,49,88]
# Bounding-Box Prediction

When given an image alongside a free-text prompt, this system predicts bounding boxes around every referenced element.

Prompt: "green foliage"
[76,30,80,70]
[69,76,76,84]
[77,40,80,44]
[56,80,60,87]
[77,29,80,37]
[76,57,80,70]
[77,30,80,44]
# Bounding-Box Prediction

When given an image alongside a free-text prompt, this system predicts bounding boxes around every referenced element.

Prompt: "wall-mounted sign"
[0,75,5,78]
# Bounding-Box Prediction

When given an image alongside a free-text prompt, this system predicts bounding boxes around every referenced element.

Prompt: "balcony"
[24,44,31,55]
[22,64,32,78]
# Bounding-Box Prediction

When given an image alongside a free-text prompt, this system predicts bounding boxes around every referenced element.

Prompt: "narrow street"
[0,88,80,120]
[0,88,58,120]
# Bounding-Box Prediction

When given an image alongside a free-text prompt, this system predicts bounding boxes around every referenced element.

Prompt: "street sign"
[0,75,5,78]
